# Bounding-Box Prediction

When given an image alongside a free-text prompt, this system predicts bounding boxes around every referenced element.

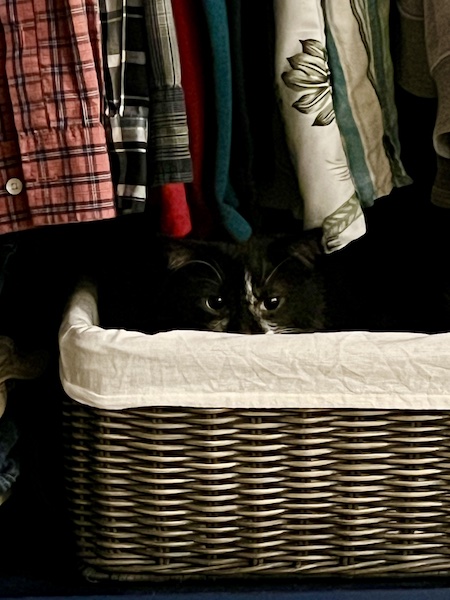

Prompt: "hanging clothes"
[0,0,116,234]
[143,0,193,187]
[0,410,19,504]
[201,0,252,242]
[149,182,192,237]
[100,0,150,212]
[0,335,46,505]
[171,0,216,239]
[395,0,450,209]
[274,0,366,253]
[100,0,192,235]
[323,0,412,208]
[143,0,193,237]
[226,0,260,231]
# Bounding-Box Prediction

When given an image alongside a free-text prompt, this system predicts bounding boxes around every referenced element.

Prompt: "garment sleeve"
[395,0,450,208]
[0,0,116,234]
[323,0,411,208]
[201,0,252,242]
[99,0,150,213]
[143,0,193,187]
[274,0,366,253]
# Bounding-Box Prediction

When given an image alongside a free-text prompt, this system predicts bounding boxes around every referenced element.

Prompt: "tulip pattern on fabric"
[282,39,334,126]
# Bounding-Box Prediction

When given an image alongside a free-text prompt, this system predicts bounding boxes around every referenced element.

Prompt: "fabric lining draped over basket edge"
[59,281,450,411]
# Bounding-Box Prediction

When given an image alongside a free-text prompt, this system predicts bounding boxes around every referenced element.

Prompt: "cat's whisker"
[210,318,229,332]
[268,325,305,334]
[172,259,224,283]
[263,257,293,287]
[199,277,223,286]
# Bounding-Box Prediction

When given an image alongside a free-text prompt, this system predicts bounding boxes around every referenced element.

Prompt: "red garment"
[171,0,216,238]
[152,184,192,238]
[0,0,116,234]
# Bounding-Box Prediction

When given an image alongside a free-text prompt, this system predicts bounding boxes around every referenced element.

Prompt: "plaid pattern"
[100,0,149,213]
[0,0,116,234]
[143,0,193,186]
[101,0,192,213]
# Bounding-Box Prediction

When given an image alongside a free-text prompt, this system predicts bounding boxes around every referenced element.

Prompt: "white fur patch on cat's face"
[244,269,274,334]
[244,270,257,309]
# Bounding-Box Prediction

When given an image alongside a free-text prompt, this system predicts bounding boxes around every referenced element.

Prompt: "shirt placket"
[0,0,47,229]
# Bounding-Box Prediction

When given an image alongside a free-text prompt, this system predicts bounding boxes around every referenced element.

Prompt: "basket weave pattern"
[62,402,450,580]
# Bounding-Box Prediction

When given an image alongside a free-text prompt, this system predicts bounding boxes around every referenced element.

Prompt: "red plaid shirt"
[0,0,116,235]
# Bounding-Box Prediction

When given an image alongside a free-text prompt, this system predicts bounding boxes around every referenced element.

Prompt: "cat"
[97,230,328,335]
[153,233,327,334]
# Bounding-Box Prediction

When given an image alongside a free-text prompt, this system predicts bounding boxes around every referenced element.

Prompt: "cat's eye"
[205,295,225,311]
[262,297,282,311]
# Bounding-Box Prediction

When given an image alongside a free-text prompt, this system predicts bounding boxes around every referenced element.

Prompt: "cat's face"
[155,234,327,334]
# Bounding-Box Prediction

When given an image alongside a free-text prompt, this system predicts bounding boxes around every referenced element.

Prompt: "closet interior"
[1,0,450,596]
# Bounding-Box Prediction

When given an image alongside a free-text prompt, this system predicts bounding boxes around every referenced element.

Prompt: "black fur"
[97,231,328,335]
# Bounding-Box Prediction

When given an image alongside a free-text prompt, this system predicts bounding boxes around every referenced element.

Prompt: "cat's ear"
[288,229,324,269]
[161,238,197,271]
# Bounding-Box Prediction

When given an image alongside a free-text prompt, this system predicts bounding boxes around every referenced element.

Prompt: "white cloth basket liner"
[58,281,450,411]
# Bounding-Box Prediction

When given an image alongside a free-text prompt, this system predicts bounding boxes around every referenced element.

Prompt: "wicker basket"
[62,401,450,580]
[59,283,450,580]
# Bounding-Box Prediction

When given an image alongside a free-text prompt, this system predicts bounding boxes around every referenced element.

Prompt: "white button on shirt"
[5,178,23,196]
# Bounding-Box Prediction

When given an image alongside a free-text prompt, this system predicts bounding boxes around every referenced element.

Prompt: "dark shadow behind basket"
[62,398,450,581]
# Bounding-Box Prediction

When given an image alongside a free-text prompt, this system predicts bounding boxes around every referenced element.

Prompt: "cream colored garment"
[59,282,450,411]
[0,487,12,507]
[274,0,366,253]
[324,0,411,206]
[0,382,6,421]
[0,337,46,418]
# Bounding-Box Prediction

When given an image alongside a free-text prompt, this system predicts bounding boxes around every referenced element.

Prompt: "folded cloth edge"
[59,282,450,410]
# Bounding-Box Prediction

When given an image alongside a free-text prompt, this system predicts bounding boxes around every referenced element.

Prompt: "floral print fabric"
[274,0,366,253]
[282,39,335,127]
